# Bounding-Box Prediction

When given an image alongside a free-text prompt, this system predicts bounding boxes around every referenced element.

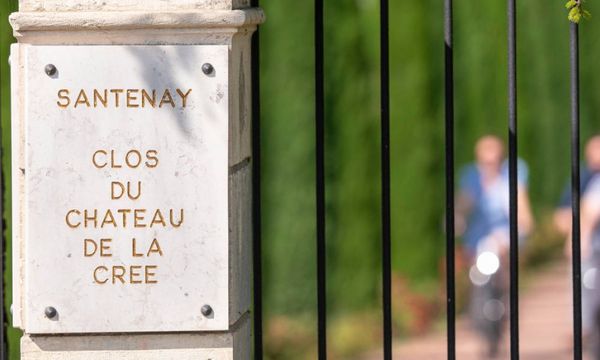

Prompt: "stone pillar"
[9,1,263,359]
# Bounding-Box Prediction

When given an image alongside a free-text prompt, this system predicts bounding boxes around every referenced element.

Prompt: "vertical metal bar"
[0,135,4,360]
[315,0,327,358]
[0,27,6,360]
[0,152,3,360]
[250,0,263,358]
[0,2,10,357]
[570,21,583,360]
[0,131,4,360]
[0,54,6,360]
[444,0,456,358]
[380,0,392,359]
[507,0,520,358]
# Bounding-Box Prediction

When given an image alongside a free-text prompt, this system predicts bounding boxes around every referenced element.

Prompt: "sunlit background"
[2,0,600,358]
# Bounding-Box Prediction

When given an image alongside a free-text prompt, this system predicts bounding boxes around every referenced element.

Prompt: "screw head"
[45,64,57,77]
[201,63,214,75]
[44,306,57,319]
[201,304,213,317]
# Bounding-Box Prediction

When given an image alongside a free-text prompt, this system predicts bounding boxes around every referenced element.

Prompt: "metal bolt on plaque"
[44,64,57,77]
[201,63,214,75]
[44,306,57,320]
[201,305,213,317]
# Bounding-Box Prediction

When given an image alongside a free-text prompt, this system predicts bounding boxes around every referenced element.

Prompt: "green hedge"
[1,0,599,357]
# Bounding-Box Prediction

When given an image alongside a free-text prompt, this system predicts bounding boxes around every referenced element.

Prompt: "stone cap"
[19,0,251,11]
[10,9,265,33]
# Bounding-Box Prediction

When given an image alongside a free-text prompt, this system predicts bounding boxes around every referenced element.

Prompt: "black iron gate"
[250,1,586,359]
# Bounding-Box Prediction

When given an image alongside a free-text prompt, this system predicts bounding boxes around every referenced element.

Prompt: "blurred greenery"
[1,1,20,359]
[259,0,593,357]
[0,0,599,358]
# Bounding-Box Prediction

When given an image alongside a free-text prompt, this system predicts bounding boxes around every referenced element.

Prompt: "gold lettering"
[84,209,98,228]
[65,208,185,228]
[111,182,125,200]
[74,90,90,108]
[117,209,131,228]
[126,89,139,108]
[55,88,193,108]
[100,238,112,257]
[111,181,141,200]
[145,150,159,168]
[145,265,158,284]
[170,209,184,228]
[94,89,108,108]
[94,266,108,284]
[125,150,142,168]
[132,238,143,257]
[110,89,124,107]
[134,209,146,228]
[57,89,70,108]
[65,209,81,228]
[129,181,141,200]
[141,89,156,107]
[147,238,163,257]
[130,265,143,284]
[159,89,175,108]
[84,239,97,257]
[176,88,192,108]
[112,266,126,284]
[110,150,122,168]
[92,150,107,168]
[101,210,117,228]
[150,210,166,227]
[95,265,159,284]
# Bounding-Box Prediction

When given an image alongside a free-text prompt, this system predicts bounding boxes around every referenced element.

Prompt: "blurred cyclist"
[456,135,534,357]
[560,136,600,354]
[554,135,600,236]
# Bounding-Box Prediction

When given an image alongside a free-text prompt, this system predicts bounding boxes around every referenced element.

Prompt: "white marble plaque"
[19,45,229,333]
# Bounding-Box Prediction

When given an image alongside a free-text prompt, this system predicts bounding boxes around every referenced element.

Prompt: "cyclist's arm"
[553,208,571,237]
[518,186,534,237]
[579,195,600,260]
[568,177,600,259]
[454,191,472,236]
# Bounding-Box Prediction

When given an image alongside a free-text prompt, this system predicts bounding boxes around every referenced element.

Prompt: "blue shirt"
[558,166,595,208]
[582,174,600,253]
[460,159,529,252]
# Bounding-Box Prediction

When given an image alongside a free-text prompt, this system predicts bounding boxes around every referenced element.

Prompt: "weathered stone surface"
[20,315,251,359]
[19,0,251,11]
[11,0,260,357]
[10,10,265,32]
[17,45,230,334]
[229,33,253,165]
[9,9,264,45]
[228,159,252,325]
[10,43,26,331]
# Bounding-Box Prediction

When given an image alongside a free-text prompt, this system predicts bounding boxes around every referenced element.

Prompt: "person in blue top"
[558,136,600,351]
[455,135,534,356]
[456,135,534,256]
[572,169,600,354]
[554,135,600,237]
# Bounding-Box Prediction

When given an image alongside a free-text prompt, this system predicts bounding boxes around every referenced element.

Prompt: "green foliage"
[566,0,591,23]
[1,1,20,359]
[258,0,600,321]
[1,0,600,357]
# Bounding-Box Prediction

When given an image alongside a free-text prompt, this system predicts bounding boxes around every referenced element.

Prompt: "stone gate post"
[9,1,263,358]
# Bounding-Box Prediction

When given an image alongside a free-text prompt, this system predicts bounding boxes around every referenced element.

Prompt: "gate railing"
[570,16,583,360]
[250,1,586,359]
[0,0,585,359]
